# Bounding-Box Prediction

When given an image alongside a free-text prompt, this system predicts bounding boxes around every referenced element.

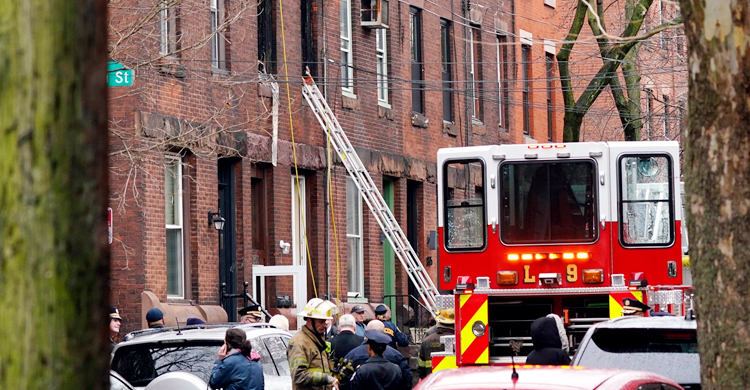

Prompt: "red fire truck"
[432,141,690,370]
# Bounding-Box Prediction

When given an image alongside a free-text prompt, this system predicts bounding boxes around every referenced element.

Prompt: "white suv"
[111,323,292,390]
[572,316,700,389]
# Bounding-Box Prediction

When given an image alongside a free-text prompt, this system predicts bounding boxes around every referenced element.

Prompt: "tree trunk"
[681,0,750,387]
[0,0,109,389]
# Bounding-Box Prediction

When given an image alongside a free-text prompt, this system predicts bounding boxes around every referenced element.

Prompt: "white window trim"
[346,177,365,299]
[159,5,169,55]
[210,0,220,69]
[496,35,504,128]
[544,0,556,8]
[520,29,533,45]
[376,28,389,106]
[469,30,478,119]
[165,154,185,299]
[292,176,307,267]
[340,0,354,95]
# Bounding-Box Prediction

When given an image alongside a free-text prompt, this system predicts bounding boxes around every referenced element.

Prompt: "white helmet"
[298,298,337,320]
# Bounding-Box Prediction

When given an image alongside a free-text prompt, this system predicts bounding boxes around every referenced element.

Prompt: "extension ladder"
[301,75,441,317]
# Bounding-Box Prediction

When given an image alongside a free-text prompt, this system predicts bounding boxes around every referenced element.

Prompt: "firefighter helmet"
[436,308,455,325]
[299,298,337,320]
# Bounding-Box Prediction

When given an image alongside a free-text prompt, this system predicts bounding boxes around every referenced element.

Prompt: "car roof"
[116,323,289,345]
[416,366,679,390]
[589,316,697,330]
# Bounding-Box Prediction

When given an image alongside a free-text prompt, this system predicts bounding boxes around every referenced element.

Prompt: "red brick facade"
[106,0,589,334]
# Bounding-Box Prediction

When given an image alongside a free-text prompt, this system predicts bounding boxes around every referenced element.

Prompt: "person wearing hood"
[525,316,571,365]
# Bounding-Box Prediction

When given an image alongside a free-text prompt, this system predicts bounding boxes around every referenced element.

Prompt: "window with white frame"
[496,35,510,130]
[159,0,178,56]
[340,0,354,94]
[469,27,482,121]
[376,28,389,105]
[210,0,226,70]
[346,177,364,299]
[165,155,185,298]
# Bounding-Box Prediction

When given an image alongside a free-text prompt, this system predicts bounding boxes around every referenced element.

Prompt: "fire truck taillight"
[521,254,533,261]
[549,253,561,260]
[562,253,575,260]
[576,252,590,260]
[507,254,519,261]
[497,271,519,285]
[582,269,604,283]
[535,253,547,260]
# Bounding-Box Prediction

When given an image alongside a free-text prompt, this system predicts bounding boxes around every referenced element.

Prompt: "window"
[210,0,227,70]
[663,95,670,137]
[159,1,178,55]
[496,35,510,130]
[441,20,453,122]
[301,0,316,76]
[376,28,389,105]
[346,178,364,298]
[258,0,277,73]
[165,155,184,298]
[291,176,307,267]
[443,160,486,250]
[522,44,532,135]
[546,53,556,141]
[619,155,674,246]
[470,28,483,121]
[341,0,354,94]
[410,7,424,114]
[645,89,653,140]
[500,161,597,244]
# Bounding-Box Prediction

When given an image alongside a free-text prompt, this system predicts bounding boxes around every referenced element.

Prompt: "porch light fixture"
[207,210,226,231]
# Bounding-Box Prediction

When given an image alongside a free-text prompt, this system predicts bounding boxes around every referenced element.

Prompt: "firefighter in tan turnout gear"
[288,298,340,390]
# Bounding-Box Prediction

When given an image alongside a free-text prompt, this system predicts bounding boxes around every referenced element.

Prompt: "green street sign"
[108,61,134,87]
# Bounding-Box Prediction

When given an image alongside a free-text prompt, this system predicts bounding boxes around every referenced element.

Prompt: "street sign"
[108,207,113,244]
[108,61,134,87]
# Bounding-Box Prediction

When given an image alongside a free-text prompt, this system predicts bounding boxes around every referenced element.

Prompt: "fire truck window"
[444,160,485,250]
[500,161,596,244]
[620,156,674,245]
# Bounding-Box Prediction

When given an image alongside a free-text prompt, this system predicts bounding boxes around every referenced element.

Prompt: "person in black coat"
[331,314,364,360]
[350,330,403,390]
[525,316,571,365]
[344,320,412,390]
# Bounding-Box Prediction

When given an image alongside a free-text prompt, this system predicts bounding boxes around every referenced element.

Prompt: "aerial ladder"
[301,75,443,317]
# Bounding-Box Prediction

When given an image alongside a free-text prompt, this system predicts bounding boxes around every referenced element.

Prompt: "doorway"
[218,159,238,321]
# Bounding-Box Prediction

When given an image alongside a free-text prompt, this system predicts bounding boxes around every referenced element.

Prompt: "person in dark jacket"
[331,314,364,360]
[374,305,409,349]
[247,349,265,390]
[350,330,402,390]
[209,328,263,390]
[345,320,412,390]
[418,309,454,378]
[525,316,571,365]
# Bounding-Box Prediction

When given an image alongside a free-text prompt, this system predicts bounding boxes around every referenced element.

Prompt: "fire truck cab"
[435,141,687,366]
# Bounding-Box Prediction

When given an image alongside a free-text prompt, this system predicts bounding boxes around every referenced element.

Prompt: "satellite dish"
[144,372,208,390]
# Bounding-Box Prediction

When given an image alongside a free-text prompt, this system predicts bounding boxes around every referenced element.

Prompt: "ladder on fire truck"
[301,75,441,317]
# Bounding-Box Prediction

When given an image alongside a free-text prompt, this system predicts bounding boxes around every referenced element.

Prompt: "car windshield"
[576,328,700,387]
[111,341,222,387]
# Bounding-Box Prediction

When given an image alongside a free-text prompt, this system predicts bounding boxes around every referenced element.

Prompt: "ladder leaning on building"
[300,74,443,318]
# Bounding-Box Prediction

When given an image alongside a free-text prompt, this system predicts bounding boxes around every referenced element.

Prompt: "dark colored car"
[572,316,700,389]
[413,366,684,390]
[111,323,291,390]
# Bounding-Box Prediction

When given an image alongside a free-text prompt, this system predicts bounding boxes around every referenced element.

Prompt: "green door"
[383,178,396,325]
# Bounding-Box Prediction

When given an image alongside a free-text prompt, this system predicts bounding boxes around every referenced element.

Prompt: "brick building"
[107,0,567,334]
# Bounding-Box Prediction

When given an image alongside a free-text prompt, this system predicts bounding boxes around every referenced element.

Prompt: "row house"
[107,0,565,334]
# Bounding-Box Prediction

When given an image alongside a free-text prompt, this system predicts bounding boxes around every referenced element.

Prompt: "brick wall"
[107,0,593,334]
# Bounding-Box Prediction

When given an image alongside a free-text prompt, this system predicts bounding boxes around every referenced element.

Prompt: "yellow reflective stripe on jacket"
[417,358,432,368]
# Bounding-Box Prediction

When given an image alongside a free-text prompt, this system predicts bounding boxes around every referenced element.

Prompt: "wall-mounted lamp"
[207,211,226,231]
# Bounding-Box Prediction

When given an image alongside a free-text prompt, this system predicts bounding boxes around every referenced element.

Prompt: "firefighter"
[287,298,340,390]
[417,309,454,378]
[374,305,409,349]
[525,316,571,365]
[350,330,403,390]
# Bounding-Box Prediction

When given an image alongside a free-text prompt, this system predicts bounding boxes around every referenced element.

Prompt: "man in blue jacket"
[350,330,402,390]
[344,320,412,390]
[374,305,409,349]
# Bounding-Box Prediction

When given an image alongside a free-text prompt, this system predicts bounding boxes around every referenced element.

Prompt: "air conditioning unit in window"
[361,0,389,29]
